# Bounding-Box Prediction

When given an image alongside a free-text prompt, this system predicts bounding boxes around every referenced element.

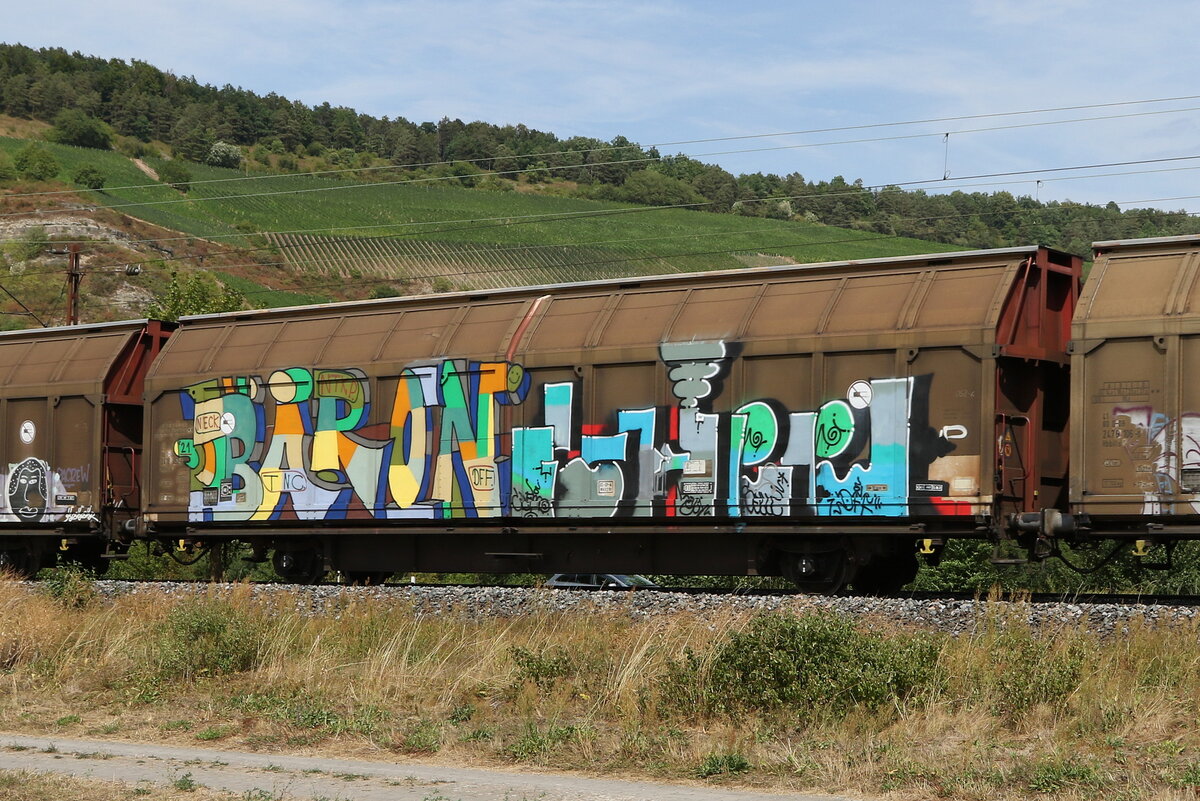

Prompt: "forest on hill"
[2,42,1198,257]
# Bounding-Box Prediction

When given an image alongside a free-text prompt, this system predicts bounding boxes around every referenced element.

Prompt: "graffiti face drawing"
[7,457,48,522]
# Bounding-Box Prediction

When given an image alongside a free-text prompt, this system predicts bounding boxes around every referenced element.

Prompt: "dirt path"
[0,733,854,801]
[131,157,159,180]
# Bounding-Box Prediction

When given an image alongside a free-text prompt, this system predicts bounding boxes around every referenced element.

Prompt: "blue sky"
[8,1,1200,212]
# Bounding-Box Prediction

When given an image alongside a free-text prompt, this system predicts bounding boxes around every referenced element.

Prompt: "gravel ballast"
[36,580,1196,636]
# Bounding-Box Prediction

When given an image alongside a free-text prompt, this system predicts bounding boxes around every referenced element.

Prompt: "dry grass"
[0,768,238,800]
[4,578,1200,799]
[0,115,51,140]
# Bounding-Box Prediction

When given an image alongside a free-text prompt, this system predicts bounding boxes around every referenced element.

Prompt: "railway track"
[48,576,1200,608]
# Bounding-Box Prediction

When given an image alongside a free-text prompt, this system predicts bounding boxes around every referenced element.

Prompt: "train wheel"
[779,548,854,594]
[271,547,325,584]
[342,571,391,586]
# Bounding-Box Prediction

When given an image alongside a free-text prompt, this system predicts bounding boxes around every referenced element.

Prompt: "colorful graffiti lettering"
[172,343,969,521]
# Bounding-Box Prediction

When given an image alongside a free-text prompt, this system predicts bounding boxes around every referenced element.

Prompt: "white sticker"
[18,420,35,445]
[683,459,707,475]
[847,380,873,409]
[219,412,236,435]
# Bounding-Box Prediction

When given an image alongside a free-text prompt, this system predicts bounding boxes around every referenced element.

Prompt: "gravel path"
[0,733,853,801]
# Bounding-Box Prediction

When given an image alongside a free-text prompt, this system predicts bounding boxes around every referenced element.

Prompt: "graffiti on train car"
[171,342,969,522]
[1105,405,1200,513]
[0,456,96,524]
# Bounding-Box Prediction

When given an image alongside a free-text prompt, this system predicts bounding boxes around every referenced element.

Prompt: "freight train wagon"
[0,320,172,575]
[123,245,1078,591]
[1064,234,1200,568]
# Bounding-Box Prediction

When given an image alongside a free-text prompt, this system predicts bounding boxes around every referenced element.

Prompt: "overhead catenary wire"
[30,153,1200,277]
[10,188,1200,320]
[24,156,1200,252]
[7,116,1200,317]
[6,100,1200,207]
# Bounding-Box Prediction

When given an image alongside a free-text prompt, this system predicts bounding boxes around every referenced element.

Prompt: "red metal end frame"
[996,413,1034,513]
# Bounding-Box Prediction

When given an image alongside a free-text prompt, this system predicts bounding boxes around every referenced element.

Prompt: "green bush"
[702,612,940,718]
[510,645,574,690]
[984,628,1087,717]
[0,152,16,183]
[47,109,114,150]
[697,751,751,778]
[13,144,60,181]
[39,565,99,609]
[401,719,442,753]
[151,599,264,680]
[71,164,105,190]
[157,160,192,192]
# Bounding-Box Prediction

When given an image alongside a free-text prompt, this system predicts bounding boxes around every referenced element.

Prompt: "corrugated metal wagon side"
[140,246,1078,590]
[1072,234,1200,559]
[0,319,172,575]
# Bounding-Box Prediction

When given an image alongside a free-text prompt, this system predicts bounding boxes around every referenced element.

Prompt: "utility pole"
[66,243,82,325]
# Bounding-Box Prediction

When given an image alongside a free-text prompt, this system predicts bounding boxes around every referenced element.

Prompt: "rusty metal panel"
[525,295,608,353]
[821,275,912,334]
[318,313,401,364]
[742,355,814,410]
[592,363,657,418]
[144,326,226,380]
[260,318,342,367]
[53,396,99,508]
[743,280,839,339]
[595,290,689,348]
[216,321,282,372]
[914,350,985,507]
[447,301,528,356]
[667,285,760,341]
[379,307,461,360]
[919,267,1011,329]
[1073,339,1167,514]
[0,330,136,393]
[1085,254,1182,322]
[4,339,76,386]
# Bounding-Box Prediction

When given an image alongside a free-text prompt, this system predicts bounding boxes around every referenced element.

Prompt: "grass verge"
[2,579,1200,799]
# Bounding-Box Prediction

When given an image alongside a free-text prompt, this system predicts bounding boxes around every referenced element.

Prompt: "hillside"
[4,41,1200,267]
[0,133,958,323]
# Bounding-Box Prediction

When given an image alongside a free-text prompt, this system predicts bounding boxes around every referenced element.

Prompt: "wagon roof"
[145,245,1078,382]
[1077,235,1200,338]
[0,319,154,397]
[179,245,1059,325]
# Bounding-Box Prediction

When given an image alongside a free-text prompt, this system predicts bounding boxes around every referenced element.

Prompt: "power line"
[8,149,1200,312]
[51,192,1200,306]
[6,92,1200,201]
[650,94,1200,147]
[25,155,1200,252]
[64,154,1200,275]
[6,101,1200,210]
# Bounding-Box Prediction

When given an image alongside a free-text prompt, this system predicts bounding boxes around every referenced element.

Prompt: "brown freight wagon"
[0,319,172,575]
[139,246,1078,591]
[1071,234,1200,560]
